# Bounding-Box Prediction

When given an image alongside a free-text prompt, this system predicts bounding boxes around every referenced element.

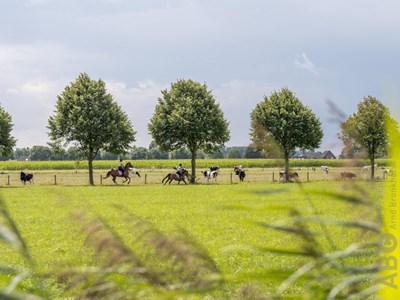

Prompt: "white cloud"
[294,53,320,75]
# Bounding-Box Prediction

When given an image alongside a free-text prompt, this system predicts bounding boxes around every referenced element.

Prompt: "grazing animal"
[162,168,189,185]
[341,172,356,180]
[233,166,246,182]
[279,171,299,180]
[321,166,329,174]
[311,166,316,172]
[20,172,34,184]
[361,164,378,172]
[104,162,135,184]
[209,166,220,171]
[383,168,390,179]
[203,170,218,181]
[128,167,141,178]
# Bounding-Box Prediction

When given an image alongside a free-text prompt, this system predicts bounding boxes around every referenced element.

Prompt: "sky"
[1,0,400,156]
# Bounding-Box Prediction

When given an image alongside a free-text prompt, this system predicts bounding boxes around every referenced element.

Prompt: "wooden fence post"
[7,175,10,185]
[54,175,57,185]
[145,174,147,184]
[100,175,103,185]
[307,172,309,182]
[230,173,233,184]
[272,172,274,182]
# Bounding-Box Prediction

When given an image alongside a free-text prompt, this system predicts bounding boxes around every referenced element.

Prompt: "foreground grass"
[0,181,382,298]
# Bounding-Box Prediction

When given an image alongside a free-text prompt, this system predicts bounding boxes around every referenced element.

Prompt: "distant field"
[0,158,389,171]
[0,181,382,298]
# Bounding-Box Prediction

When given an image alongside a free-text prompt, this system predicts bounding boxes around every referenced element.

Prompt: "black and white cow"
[20,172,34,184]
[203,170,218,181]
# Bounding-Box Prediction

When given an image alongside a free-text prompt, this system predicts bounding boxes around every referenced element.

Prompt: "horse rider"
[175,163,183,178]
[118,159,125,175]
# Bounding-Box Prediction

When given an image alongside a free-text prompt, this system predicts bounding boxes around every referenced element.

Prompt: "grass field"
[0,178,382,299]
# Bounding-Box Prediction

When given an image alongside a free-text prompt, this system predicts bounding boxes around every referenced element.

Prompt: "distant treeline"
[0,145,265,161]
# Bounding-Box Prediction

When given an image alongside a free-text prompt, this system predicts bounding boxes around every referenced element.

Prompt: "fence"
[1,167,388,187]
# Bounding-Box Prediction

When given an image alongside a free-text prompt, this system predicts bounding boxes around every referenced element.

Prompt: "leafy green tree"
[244,145,264,158]
[0,104,16,157]
[170,148,191,159]
[148,79,230,182]
[227,147,242,159]
[251,87,323,181]
[148,142,169,159]
[14,147,30,160]
[250,111,283,158]
[129,146,148,160]
[29,145,53,161]
[338,116,367,159]
[339,96,397,180]
[48,73,136,185]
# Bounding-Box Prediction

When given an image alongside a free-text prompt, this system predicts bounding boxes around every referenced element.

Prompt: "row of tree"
[1,73,398,183]
[2,145,263,161]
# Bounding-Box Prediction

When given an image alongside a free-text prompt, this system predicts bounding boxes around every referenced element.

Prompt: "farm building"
[291,150,337,159]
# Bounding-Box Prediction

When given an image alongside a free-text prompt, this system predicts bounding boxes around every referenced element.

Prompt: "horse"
[233,166,246,182]
[128,167,141,178]
[104,162,135,184]
[162,169,189,185]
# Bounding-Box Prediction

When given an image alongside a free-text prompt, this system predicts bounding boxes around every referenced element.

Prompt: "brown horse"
[162,169,189,185]
[104,162,134,184]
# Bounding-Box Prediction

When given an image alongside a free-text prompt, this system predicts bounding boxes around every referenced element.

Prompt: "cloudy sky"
[1,0,399,155]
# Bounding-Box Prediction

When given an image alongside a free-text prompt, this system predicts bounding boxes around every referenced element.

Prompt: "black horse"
[233,166,245,182]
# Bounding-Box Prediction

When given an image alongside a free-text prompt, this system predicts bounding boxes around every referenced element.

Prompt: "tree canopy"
[48,73,136,185]
[339,96,397,179]
[0,104,16,157]
[148,79,230,182]
[251,87,323,181]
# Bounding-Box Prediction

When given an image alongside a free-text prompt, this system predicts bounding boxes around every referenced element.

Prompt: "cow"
[209,166,220,171]
[321,166,329,174]
[20,172,34,184]
[233,166,246,182]
[341,172,356,180]
[361,164,378,172]
[203,170,218,182]
[279,171,299,181]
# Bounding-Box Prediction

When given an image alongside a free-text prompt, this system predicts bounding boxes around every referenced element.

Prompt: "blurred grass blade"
[305,190,376,207]
[257,247,314,256]
[293,216,381,232]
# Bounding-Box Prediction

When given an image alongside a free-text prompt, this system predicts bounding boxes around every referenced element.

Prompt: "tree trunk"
[370,155,375,181]
[284,150,290,182]
[190,150,197,184]
[370,143,375,181]
[88,152,94,186]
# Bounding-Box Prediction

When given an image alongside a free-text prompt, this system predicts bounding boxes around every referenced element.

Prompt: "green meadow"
[0,179,382,299]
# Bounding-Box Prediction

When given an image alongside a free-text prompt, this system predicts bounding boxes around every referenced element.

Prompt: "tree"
[251,87,323,181]
[244,145,263,158]
[29,145,53,161]
[339,96,397,180]
[338,116,367,159]
[227,147,242,159]
[250,111,283,158]
[48,73,136,185]
[148,79,230,182]
[0,104,16,157]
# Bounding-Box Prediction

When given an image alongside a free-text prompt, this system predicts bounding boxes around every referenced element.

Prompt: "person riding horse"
[174,163,183,179]
[118,159,125,176]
